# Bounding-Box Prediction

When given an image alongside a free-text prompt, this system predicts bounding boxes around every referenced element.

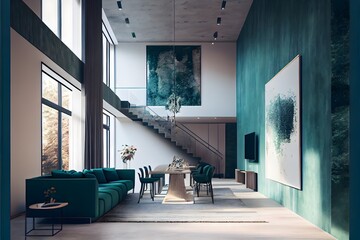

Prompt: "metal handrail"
[129,105,224,161]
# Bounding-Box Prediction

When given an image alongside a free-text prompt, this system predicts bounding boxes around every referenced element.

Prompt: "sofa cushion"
[51,170,83,178]
[91,168,107,184]
[99,182,127,199]
[98,187,119,208]
[103,168,119,182]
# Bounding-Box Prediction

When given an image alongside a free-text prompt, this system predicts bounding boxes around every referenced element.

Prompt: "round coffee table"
[25,202,68,237]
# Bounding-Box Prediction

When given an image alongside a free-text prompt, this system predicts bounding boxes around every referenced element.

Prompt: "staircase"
[120,102,224,175]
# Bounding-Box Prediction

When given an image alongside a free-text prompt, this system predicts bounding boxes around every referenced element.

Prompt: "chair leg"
[210,182,214,204]
[138,183,144,203]
[150,182,154,201]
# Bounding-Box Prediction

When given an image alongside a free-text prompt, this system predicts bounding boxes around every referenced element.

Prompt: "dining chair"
[192,165,215,204]
[137,168,158,203]
[148,165,165,193]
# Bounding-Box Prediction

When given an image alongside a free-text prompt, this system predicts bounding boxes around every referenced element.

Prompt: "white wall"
[115,42,236,118]
[10,29,84,216]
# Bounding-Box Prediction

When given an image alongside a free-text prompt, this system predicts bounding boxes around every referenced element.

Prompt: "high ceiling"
[102,0,253,43]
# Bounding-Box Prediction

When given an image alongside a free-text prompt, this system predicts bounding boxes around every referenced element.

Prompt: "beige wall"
[10,29,83,216]
[23,0,41,17]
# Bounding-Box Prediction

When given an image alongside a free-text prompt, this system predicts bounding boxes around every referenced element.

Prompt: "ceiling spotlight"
[131,32,136,38]
[221,0,226,10]
[125,17,130,24]
[213,31,218,40]
[211,42,215,45]
[117,1,122,10]
[217,17,222,25]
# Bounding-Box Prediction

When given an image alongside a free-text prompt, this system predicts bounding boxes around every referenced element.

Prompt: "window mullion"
[58,83,62,170]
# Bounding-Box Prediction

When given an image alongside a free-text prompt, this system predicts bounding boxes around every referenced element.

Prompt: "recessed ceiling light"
[213,31,218,40]
[131,32,136,38]
[221,1,226,10]
[217,17,221,25]
[197,117,200,120]
[117,1,122,10]
[125,18,130,24]
[211,42,215,45]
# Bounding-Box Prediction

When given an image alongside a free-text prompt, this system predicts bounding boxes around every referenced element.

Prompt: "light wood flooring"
[11,178,335,240]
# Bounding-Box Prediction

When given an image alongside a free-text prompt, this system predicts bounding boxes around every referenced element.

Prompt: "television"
[244,132,257,162]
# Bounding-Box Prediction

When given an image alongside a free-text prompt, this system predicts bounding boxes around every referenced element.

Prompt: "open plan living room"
[1,0,360,239]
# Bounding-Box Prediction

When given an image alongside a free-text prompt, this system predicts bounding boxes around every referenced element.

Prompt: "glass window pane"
[61,85,71,110]
[42,105,59,175]
[42,0,59,36]
[61,0,73,51]
[62,114,70,170]
[103,128,108,167]
[103,34,107,84]
[42,74,58,104]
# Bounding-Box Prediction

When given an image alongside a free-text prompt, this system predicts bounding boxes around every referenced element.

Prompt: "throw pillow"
[52,170,83,178]
[91,168,107,183]
[103,168,119,182]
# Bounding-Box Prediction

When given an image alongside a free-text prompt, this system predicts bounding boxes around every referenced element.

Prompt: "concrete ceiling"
[102,0,253,43]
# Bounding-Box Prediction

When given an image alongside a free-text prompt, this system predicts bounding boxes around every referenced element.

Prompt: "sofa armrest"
[26,177,99,218]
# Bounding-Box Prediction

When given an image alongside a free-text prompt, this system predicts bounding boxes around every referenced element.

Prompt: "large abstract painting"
[146,46,201,106]
[265,55,302,189]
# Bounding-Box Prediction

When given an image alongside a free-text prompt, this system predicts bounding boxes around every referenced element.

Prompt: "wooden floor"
[11,179,335,240]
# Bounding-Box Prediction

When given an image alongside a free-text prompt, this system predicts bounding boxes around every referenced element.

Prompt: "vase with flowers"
[119,144,137,169]
[43,186,56,204]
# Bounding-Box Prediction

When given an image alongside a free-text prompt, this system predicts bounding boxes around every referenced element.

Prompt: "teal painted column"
[349,0,360,239]
[0,0,11,239]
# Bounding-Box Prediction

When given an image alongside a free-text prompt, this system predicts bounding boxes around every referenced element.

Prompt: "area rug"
[99,187,267,223]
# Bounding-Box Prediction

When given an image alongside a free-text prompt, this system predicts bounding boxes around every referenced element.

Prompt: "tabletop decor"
[167,156,189,170]
[43,186,56,204]
[119,144,137,168]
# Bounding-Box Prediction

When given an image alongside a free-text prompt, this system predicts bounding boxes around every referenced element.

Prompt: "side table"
[25,202,68,237]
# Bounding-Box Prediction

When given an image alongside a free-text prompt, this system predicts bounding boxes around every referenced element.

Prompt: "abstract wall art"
[146,46,201,106]
[265,55,302,189]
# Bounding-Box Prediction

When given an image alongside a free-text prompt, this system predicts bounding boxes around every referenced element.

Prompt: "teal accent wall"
[349,0,360,239]
[0,0,11,239]
[330,0,349,239]
[236,0,332,234]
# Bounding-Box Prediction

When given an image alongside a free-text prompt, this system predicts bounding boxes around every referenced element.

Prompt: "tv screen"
[244,132,257,161]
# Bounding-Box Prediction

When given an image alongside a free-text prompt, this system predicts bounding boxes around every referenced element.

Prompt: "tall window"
[102,23,115,89]
[103,113,110,167]
[41,66,72,175]
[42,0,82,59]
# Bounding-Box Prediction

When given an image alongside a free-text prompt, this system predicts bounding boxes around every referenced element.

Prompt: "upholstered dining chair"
[148,165,165,193]
[137,168,158,203]
[192,165,215,204]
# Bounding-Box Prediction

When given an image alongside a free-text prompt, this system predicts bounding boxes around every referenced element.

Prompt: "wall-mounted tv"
[244,132,257,162]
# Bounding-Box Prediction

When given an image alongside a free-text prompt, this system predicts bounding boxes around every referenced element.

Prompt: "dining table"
[150,164,195,204]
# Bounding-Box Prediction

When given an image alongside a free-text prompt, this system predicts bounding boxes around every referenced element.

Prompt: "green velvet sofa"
[26,168,135,222]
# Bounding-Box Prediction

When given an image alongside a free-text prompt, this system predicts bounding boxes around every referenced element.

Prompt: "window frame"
[41,65,72,175]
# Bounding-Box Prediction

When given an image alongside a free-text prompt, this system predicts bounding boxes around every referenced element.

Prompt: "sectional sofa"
[26,168,135,222]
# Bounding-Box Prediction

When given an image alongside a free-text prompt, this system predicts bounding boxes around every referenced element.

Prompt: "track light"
[131,32,136,38]
[117,1,122,10]
[217,17,221,25]
[221,0,226,10]
[213,31,218,40]
[125,18,130,24]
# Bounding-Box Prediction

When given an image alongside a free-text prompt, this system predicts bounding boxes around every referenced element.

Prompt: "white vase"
[123,160,131,169]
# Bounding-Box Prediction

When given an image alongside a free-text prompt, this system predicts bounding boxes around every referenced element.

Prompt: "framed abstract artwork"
[265,55,302,189]
[146,45,201,106]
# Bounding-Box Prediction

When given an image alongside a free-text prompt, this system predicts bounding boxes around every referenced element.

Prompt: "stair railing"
[128,105,224,173]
